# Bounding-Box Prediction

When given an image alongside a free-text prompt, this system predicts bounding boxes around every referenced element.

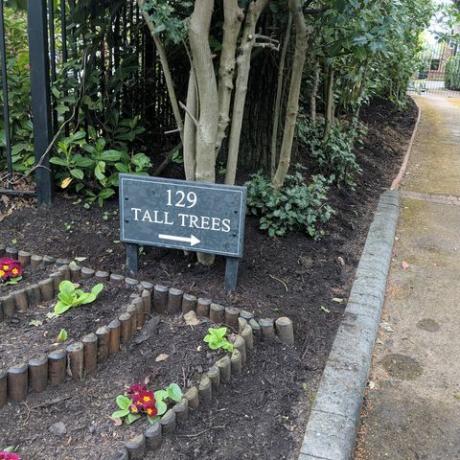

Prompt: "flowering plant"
[0,258,23,285]
[0,447,21,460]
[111,383,182,426]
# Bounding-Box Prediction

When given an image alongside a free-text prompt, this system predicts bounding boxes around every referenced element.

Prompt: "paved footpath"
[354,94,460,460]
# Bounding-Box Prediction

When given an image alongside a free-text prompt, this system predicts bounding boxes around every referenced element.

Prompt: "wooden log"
[0,370,7,408]
[133,297,145,329]
[249,318,261,339]
[42,255,55,266]
[207,366,220,393]
[216,356,231,383]
[160,408,176,434]
[108,319,121,354]
[240,310,254,322]
[125,277,139,289]
[26,284,41,308]
[30,254,43,271]
[5,247,18,260]
[153,284,168,314]
[14,289,28,313]
[167,288,183,315]
[144,423,162,451]
[119,313,132,344]
[231,349,242,375]
[50,271,64,292]
[110,273,125,285]
[0,244,5,257]
[182,293,197,314]
[29,353,48,393]
[233,335,246,365]
[173,398,189,425]
[55,258,70,266]
[198,374,212,404]
[18,250,31,267]
[141,289,152,316]
[110,449,128,460]
[241,325,254,351]
[95,270,110,281]
[225,306,240,329]
[39,278,54,302]
[48,349,67,385]
[69,264,81,282]
[67,342,84,381]
[125,434,145,459]
[184,386,199,409]
[96,326,110,362]
[275,317,295,345]
[127,304,138,335]
[140,281,154,292]
[260,318,275,340]
[238,317,248,334]
[58,265,70,281]
[7,363,28,401]
[82,333,98,375]
[209,303,225,324]
[1,295,15,318]
[196,298,211,317]
[81,267,95,279]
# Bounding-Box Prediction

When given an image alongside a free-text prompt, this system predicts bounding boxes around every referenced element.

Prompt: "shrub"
[246,171,334,239]
[297,117,363,188]
[445,55,460,91]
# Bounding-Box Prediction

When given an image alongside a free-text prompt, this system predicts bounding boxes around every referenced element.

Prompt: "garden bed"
[0,316,231,459]
[0,278,133,373]
[0,98,418,459]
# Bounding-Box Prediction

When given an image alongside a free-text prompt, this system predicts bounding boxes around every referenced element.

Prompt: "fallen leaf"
[369,381,376,390]
[29,320,43,327]
[184,310,200,326]
[155,353,169,362]
[60,177,73,189]
[401,260,410,270]
[320,305,330,314]
[332,298,344,303]
[74,257,87,262]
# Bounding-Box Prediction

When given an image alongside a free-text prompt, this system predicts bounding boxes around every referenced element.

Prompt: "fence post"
[27,0,53,205]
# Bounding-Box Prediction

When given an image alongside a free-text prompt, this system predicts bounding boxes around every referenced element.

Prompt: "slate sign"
[119,174,247,258]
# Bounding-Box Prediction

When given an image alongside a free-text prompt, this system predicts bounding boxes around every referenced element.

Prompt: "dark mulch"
[0,97,418,459]
[0,278,134,372]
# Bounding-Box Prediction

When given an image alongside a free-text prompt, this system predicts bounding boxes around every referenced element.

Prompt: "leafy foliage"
[247,170,334,239]
[53,280,104,316]
[297,117,363,188]
[203,327,234,353]
[445,54,460,91]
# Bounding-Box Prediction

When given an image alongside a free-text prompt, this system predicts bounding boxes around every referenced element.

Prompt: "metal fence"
[0,0,177,205]
[408,40,460,97]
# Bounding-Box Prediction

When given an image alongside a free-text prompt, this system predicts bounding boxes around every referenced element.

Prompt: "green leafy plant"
[111,383,182,426]
[53,280,104,316]
[204,327,234,353]
[445,54,460,91]
[246,171,334,239]
[56,329,69,343]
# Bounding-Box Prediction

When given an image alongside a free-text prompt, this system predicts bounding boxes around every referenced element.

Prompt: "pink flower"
[0,451,21,460]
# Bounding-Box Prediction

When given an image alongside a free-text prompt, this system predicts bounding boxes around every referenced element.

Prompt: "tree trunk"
[324,65,335,138]
[272,0,308,189]
[225,0,270,185]
[216,0,244,155]
[310,60,320,124]
[271,12,292,178]
[189,0,218,266]
[183,71,197,180]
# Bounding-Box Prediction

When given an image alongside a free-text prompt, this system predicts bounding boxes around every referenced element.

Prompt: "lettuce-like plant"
[204,327,234,353]
[53,280,104,316]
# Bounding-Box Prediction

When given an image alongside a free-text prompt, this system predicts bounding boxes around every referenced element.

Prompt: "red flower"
[127,384,147,398]
[0,451,21,460]
[0,258,23,282]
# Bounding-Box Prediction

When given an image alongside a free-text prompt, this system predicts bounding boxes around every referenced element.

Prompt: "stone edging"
[298,190,400,460]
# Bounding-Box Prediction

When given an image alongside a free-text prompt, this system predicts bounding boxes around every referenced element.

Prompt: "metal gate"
[408,40,460,97]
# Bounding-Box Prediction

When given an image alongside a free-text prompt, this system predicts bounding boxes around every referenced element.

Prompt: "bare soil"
[0,98,418,459]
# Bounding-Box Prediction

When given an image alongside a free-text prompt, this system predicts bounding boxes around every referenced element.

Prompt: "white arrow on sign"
[158,234,201,247]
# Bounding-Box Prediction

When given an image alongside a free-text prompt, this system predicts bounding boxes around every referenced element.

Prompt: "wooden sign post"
[119,174,247,291]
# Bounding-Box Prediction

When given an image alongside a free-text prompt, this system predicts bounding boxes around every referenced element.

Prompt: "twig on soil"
[30,395,72,410]
[269,274,288,292]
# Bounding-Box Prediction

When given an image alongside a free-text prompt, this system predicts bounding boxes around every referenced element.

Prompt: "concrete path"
[355,94,460,460]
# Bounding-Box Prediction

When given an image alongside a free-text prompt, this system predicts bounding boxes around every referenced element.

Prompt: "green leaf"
[116,395,132,411]
[100,149,122,162]
[111,409,130,419]
[126,413,141,425]
[54,301,72,316]
[155,399,168,416]
[56,328,68,343]
[70,168,84,180]
[91,283,104,297]
[166,383,182,403]
[148,416,160,425]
